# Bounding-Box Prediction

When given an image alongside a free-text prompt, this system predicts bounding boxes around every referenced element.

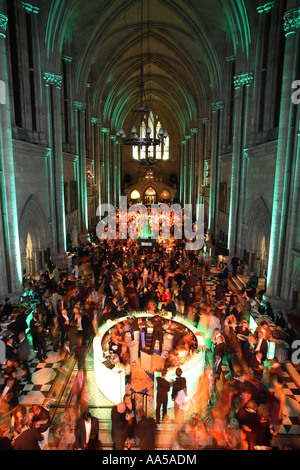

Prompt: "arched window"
[130,189,140,200]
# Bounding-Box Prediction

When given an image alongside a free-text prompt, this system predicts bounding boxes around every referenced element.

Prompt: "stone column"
[110,134,117,206]
[91,117,101,209]
[101,127,110,205]
[235,75,254,255]
[197,118,209,206]
[0,6,22,299]
[180,139,187,206]
[43,72,66,258]
[265,5,300,301]
[184,134,192,205]
[209,101,224,235]
[73,101,88,234]
[190,127,199,210]
[228,73,253,256]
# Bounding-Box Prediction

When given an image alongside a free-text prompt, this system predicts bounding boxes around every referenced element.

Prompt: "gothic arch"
[244,196,272,276]
[18,196,50,276]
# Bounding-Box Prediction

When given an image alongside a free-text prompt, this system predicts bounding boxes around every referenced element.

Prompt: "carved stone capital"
[233,72,254,89]
[43,72,63,89]
[90,117,101,125]
[199,117,209,125]
[21,2,40,14]
[0,12,8,38]
[283,8,300,36]
[257,2,275,14]
[73,101,86,112]
[211,101,225,112]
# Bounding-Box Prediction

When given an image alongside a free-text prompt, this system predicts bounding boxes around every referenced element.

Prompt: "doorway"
[144,187,157,205]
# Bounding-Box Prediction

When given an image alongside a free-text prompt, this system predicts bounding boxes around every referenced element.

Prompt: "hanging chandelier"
[116,0,168,157]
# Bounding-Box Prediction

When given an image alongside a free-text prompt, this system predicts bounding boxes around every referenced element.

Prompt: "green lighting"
[256,2,275,14]
[21,2,40,14]
[43,72,63,89]
[0,13,8,39]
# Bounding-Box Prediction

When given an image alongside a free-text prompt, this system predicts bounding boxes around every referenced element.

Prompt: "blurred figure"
[0,376,20,411]
[72,370,88,418]
[0,423,12,450]
[111,402,127,450]
[255,404,273,449]
[135,408,157,450]
[236,400,259,450]
[31,404,51,450]
[267,380,286,436]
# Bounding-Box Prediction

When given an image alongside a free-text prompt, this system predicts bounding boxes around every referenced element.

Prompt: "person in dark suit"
[171,367,187,421]
[213,334,226,381]
[151,314,164,353]
[249,351,264,380]
[75,411,102,450]
[156,369,171,424]
[13,427,43,450]
[74,334,87,373]
[111,402,127,450]
[171,367,187,401]
[135,408,157,450]
[255,331,268,362]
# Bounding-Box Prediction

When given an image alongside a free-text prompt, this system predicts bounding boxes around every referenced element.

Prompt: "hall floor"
[3,267,300,449]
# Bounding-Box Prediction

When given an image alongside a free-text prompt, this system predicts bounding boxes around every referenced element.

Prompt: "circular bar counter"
[93,311,206,405]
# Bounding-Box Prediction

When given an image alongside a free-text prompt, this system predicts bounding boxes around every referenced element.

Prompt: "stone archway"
[244,197,271,277]
[19,196,50,277]
[144,187,157,205]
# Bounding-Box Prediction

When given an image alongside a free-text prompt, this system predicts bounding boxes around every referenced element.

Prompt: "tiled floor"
[2,268,300,449]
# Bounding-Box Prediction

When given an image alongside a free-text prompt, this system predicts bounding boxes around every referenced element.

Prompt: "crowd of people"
[0,217,298,450]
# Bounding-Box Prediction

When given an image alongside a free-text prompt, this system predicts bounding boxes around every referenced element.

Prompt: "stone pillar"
[235,76,254,256]
[265,5,300,301]
[184,135,192,205]
[197,118,209,206]
[91,117,101,209]
[101,127,110,205]
[0,6,22,299]
[180,140,187,205]
[228,73,253,256]
[209,101,224,235]
[191,127,199,210]
[114,139,121,206]
[43,72,66,258]
[73,101,88,234]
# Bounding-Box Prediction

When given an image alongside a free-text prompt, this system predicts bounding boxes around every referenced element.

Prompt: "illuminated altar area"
[93,312,206,405]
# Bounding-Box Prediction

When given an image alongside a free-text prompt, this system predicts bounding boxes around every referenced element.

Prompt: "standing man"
[255,330,268,362]
[151,314,164,353]
[74,334,87,373]
[18,331,32,382]
[230,255,240,278]
[212,334,226,381]
[75,410,102,450]
[156,369,171,424]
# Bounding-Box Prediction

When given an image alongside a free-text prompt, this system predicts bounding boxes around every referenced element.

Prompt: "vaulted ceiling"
[45,0,257,138]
